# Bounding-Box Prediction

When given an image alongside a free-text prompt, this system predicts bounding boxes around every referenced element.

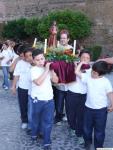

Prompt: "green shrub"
[87,45,102,61]
[2,9,92,42]
[38,10,92,41]
[24,17,39,37]
[2,18,27,40]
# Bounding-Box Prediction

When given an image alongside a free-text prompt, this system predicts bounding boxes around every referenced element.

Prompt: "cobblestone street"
[0,72,113,150]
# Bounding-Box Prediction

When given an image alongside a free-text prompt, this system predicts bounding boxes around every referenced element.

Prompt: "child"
[0,42,11,90]
[75,61,113,149]
[6,40,16,80]
[12,47,33,129]
[66,50,91,144]
[30,49,58,150]
[9,44,25,73]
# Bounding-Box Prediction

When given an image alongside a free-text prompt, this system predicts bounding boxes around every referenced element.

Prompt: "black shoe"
[44,145,51,150]
[54,118,62,125]
[31,136,38,144]
[37,133,43,139]
[84,143,91,150]
[54,119,62,124]
[26,129,31,135]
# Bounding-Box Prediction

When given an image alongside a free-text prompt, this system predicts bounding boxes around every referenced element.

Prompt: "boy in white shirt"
[9,44,25,73]
[75,61,113,149]
[67,50,91,144]
[30,49,58,150]
[12,48,33,129]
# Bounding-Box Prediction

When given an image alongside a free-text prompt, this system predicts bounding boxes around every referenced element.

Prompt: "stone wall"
[1,0,113,54]
[85,0,113,55]
[0,0,48,21]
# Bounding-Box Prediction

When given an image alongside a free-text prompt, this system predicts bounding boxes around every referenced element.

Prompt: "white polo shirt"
[30,66,53,101]
[7,47,14,66]
[28,70,32,96]
[13,60,31,90]
[81,73,113,109]
[0,49,12,66]
[11,52,19,64]
[68,69,91,94]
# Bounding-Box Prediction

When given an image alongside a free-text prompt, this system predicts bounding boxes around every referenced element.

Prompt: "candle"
[57,41,60,47]
[32,38,37,48]
[73,40,76,55]
[44,39,47,54]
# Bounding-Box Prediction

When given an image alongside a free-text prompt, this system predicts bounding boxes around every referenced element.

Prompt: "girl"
[0,42,11,89]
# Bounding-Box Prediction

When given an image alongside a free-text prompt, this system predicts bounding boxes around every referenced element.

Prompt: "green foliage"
[38,10,92,41]
[35,41,44,49]
[87,45,102,61]
[45,47,78,62]
[37,17,50,40]
[2,9,92,42]
[2,18,27,40]
[45,51,77,62]
[24,17,39,37]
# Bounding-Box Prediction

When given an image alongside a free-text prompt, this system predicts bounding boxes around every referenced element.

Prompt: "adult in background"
[53,29,73,125]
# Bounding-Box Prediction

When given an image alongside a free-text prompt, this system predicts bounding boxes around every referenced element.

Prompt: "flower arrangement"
[34,41,44,49]
[33,41,81,83]
[45,47,79,62]
[34,41,78,62]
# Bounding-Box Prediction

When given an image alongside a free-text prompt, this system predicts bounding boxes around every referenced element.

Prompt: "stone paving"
[0,72,113,150]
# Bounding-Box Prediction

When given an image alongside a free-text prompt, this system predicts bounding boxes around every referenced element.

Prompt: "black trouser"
[65,90,86,136]
[18,87,28,123]
[83,107,107,149]
[9,71,14,80]
[53,86,67,122]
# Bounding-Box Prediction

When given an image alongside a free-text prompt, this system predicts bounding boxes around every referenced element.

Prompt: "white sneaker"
[21,123,28,129]
[69,129,75,136]
[62,116,67,121]
[4,86,9,90]
[56,121,62,126]
[78,137,85,145]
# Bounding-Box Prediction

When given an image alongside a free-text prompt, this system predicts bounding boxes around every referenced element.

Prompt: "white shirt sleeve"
[11,53,19,64]
[7,48,14,59]
[81,68,91,83]
[105,79,113,93]
[13,61,21,76]
[0,52,3,57]
[81,73,89,83]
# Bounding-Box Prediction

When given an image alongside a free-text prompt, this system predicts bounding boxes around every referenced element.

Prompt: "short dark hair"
[32,49,44,59]
[92,61,110,76]
[13,43,22,54]
[23,47,33,56]
[17,44,32,55]
[79,49,91,58]
[0,43,3,49]
[17,44,26,55]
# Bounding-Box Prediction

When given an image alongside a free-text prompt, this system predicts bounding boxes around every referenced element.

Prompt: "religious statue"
[47,29,76,83]
[48,21,58,48]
